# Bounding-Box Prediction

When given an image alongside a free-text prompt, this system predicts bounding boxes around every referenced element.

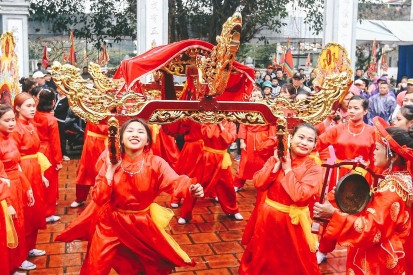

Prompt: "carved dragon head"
[196,12,242,97]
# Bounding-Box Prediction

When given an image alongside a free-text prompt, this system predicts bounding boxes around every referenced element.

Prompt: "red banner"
[42,45,49,68]
[283,39,294,78]
[69,30,76,65]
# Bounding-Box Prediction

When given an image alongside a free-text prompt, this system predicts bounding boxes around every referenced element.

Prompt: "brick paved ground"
[24,155,346,275]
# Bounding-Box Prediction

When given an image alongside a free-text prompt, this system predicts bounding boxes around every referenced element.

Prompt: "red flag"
[380,52,388,72]
[42,45,49,68]
[367,40,377,78]
[305,53,311,67]
[98,41,109,66]
[69,30,76,65]
[283,39,294,78]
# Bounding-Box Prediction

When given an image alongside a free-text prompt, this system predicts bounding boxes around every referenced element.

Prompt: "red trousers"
[76,184,92,202]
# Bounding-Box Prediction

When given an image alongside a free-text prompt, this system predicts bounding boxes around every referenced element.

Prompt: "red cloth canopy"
[113,39,254,101]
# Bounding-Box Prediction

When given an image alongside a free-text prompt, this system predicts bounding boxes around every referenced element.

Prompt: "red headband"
[373,117,413,162]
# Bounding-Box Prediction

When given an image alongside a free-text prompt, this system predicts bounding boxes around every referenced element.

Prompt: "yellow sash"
[20,152,52,173]
[87,131,108,146]
[1,200,18,248]
[265,197,318,252]
[116,203,191,263]
[150,125,160,143]
[203,146,232,169]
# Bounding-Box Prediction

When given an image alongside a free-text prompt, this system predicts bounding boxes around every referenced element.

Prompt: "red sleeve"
[316,126,338,153]
[0,160,7,179]
[280,163,322,203]
[49,120,63,164]
[155,156,194,199]
[253,156,280,191]
[202,124,219,139]
[256,126,278,153]
[19,172,32,192]
[238,124,247,140]
[220,122,237,145]
[0,171,9,201]
[91,161,113,206]
[315,121,326,136]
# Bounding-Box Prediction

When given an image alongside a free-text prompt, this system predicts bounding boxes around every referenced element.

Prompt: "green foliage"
[29,0,136,49]
[29,0,379,50]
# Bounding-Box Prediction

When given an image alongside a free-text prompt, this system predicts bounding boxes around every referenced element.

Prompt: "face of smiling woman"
[122,121,149,156]
[290,126,316,158]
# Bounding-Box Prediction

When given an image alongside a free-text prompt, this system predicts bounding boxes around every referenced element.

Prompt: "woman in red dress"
[314,117,413,274]
[233,124,275,191]
[239,123,322,275]
[33,89,62,222]
[391,105,413,275]
[13,93,50,258]
[70,122,108,208]
[179,120,243,224]
[0,160,16,274]
[79,119,204,274]
[315,95,376,262]
[0,104,35,272]
[164,119,204,208]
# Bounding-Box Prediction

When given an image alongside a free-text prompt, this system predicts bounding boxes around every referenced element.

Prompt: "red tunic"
[34,111,62,216]
[173,119,203,177]
[150,124,180,169]
[13,118,46,251]
[83,153,195,274]
[234,124,274,187]
[239,155,322,275]
[180,121,239,220]
[317,122,375,164]
[0,133,31,272]
[0,160,11,273]
[324,170,412,274]
[76,123,108,186]
[168,120,203,204]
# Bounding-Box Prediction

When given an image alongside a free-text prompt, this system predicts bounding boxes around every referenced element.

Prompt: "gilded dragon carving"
[51,14,352,131]
[196,12,242,97]
[88,62,124,93]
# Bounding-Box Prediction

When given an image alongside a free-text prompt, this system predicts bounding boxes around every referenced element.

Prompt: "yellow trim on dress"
[265,197,318,252]
[1,200,18,248]
[87,131,109,145]
[203,146,232,169]
[149,203,192,263]
[20,152,52,173]
[116,203,192,263]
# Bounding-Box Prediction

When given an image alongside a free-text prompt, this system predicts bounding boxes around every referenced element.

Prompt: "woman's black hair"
[37,89,55,112]
[349,95,369,110]
[0,104,13,118]
[119,119,152,154]
[400,105,413,121]
[387,127,413,150]
[386,127,413,163]
[30,86,43,98]
[291,123,318,142]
